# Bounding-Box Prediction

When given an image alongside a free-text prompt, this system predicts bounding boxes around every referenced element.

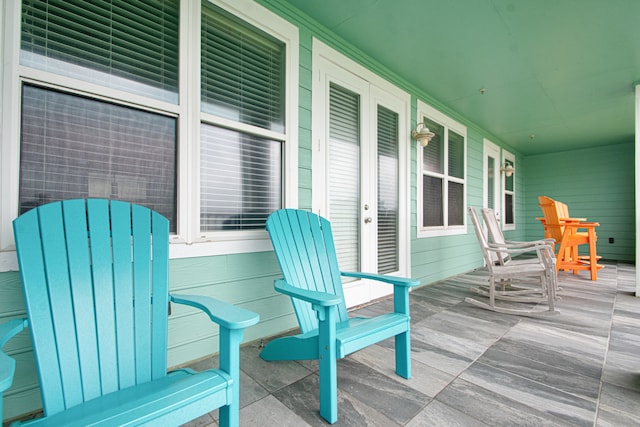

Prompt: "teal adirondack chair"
[1,199,259,426]
[260,209,420,424]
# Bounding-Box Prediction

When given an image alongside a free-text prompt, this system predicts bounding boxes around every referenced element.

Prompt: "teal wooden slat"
[110,200,136,389]
[37,202,84,410]
[12,208,65,415]
[86,199,118,394]
[310,214,348,322]
[131,203,152,383]
[150,210,169,380]
[61,199,101,402]
[268,211,316,332]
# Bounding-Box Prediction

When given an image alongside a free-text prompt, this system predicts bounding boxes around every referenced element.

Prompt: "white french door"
[312,40,410,308]
[483,139,501,216]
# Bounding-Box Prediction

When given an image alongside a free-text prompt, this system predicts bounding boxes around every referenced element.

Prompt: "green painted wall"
[523,142,635,262]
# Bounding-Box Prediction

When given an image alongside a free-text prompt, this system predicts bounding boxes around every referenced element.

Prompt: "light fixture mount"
[411,122,435,147]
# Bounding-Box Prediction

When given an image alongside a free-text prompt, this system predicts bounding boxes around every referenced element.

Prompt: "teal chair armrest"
[274,279,342,307]
[1,318,27,422]
[341,271,420,288]
[170,294,259,330]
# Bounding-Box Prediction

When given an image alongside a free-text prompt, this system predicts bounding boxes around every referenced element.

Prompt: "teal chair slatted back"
[12,199,169,416]
[266,209,349,333]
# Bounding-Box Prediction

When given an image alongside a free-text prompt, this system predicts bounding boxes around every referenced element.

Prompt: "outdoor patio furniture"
[538,195,603,280]
[481,207,555,266]
[1,199,259,426]
[260,209,420,424]
[467,207,558,316]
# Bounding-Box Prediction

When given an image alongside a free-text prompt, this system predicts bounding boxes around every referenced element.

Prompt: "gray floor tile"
[181,261,640,426]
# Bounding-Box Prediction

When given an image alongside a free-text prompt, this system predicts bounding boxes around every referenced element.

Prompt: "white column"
[635,83,640,296]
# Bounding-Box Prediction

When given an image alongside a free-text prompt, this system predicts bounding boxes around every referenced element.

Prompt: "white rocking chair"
[466,207,559,316]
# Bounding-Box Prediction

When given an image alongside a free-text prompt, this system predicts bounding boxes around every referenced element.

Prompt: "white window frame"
[416,100,467,238]
[502,149,516,231]
[0,0,299,271]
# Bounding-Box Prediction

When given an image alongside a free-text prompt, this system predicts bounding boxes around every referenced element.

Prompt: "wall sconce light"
[411,122,435,147]
[501,164,515,177]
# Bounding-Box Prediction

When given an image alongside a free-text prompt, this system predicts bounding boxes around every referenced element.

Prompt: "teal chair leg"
[394,285,411,379]
[395,331,411,379]
[219,328,245,427]
[317,305,337,424]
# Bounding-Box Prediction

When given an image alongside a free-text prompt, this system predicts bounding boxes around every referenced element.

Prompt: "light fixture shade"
[501,164,515,177]
[412,122,435,146]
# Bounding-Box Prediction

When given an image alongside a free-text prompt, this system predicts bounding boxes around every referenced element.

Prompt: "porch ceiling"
[281,0,640,155]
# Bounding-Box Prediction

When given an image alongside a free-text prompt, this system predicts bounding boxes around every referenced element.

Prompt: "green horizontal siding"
[524,143,635,262]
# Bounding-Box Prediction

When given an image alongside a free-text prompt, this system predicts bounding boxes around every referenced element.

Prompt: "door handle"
[364,217,372,224]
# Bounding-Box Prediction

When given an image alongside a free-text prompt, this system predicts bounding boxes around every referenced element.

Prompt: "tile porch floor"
[185,261,640,426]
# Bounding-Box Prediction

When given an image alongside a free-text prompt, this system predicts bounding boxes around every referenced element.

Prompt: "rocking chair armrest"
[170,294,260,330]
[274,279,342,307]
[340,271,420,288]
[486,242,553,257]
[1,318,27,392]
[503,238,554,247]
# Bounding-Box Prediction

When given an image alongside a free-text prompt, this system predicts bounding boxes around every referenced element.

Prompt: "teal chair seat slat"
[1,199,259,426]
[261,209,420,424]
[18,369,230,427]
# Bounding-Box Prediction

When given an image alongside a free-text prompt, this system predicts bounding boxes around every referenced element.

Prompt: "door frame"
[311,38,411,307]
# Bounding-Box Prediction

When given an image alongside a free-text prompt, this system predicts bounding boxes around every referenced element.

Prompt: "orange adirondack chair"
[538,196,603,280]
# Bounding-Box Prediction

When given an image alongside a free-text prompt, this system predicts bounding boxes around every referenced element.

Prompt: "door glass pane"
[487,156,495,210]
[423,175,443,227]
[200,124,281,231]
[21,0,179,103]
[329,83,360,272]
[20,84,177,229]
[377,106,398,274]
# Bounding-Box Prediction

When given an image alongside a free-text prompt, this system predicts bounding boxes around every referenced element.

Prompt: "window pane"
[20,85,177,229]
[200,124,282,231]
[505,193,514,225]
[422,117,444,173]
[21,0,179,103]
[448,130,464,179]
[448,181,464,226]
[487,156,495,210]
[377,106,398,274]
[505,160,514,191]
[423,175,443,227]
[201,2,285,132]
[329,83,360,272]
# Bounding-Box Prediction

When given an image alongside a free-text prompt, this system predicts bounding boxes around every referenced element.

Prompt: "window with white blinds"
[12,0,294,246]
[200,1,286,231]
[200,124,281,231]
[377,106,399,274]
[201,3,285,132]
[328,83,360,272]
[19,85,177,228]
[503,154,516,227]
[418,101,467,236]
[21,0,179,103]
